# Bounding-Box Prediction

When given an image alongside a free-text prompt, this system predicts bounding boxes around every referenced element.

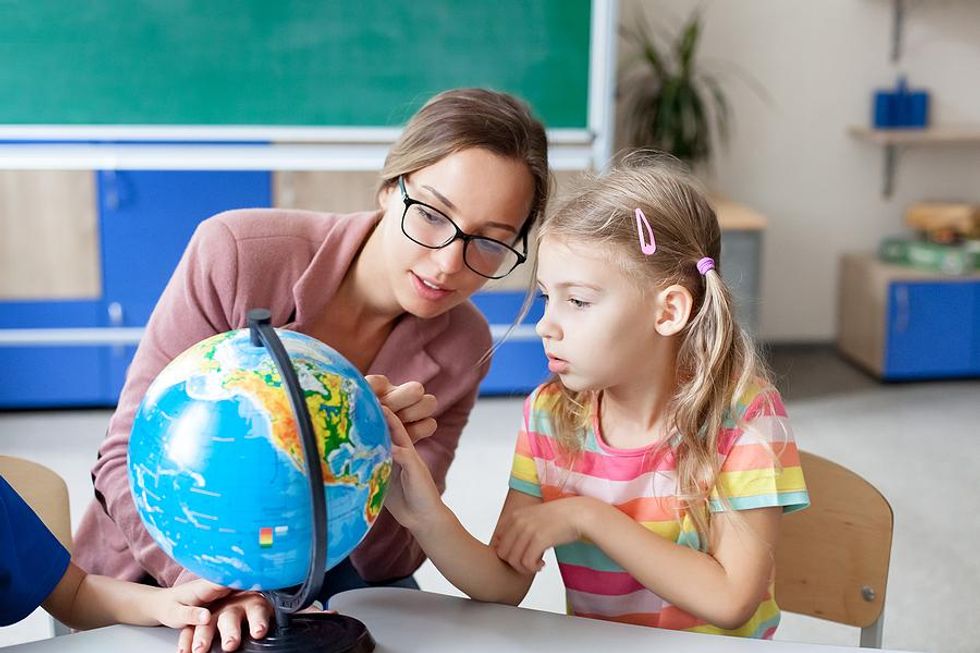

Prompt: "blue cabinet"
[470,291,549,395]
[99,170,271,400]
[838,253,980,381]
[0,170,271,408]
[0,301,106,407]
[884,281,979,379]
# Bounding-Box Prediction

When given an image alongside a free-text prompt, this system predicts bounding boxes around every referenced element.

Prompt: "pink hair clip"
[635,208,656,255]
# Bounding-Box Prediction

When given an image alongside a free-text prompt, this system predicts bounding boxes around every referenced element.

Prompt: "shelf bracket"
[882,143,898,198]
[891,0,906,62]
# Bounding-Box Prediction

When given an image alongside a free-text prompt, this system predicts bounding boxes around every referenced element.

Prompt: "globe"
[127,327,392,591]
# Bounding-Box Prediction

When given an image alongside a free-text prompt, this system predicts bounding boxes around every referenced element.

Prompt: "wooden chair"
[0,455,73,635]
[775,451,893,648]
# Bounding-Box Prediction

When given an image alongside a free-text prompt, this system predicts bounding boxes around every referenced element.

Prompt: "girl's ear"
[654,284,694,336]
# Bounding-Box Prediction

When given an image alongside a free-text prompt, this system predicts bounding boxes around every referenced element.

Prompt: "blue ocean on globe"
[128,328,392,590]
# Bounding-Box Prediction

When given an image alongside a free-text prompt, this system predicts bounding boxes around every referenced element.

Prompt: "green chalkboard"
[0,1,591,128]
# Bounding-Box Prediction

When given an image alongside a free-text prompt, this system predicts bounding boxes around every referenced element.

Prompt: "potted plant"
[619,11,735,167]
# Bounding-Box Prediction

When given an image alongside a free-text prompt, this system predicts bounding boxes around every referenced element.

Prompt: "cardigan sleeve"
[85,218,239,586]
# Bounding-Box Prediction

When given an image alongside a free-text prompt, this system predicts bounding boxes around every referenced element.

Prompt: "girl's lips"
[546,355,569,374]
[410,272,452,301]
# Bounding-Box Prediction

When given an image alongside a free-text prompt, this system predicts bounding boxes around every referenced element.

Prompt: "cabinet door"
[99,170,272,401]
[0,171,105,408]
[0,301,106,407]
[885,281,978,379]
[470,291,548,396]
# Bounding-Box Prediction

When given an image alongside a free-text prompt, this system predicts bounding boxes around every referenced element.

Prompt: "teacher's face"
[378,148,535,319]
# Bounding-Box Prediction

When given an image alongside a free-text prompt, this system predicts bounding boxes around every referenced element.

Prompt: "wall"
[618,0,980,341]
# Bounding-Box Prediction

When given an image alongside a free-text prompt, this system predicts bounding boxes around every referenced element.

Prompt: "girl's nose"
[535,310,560,340]
[432,239,466,275]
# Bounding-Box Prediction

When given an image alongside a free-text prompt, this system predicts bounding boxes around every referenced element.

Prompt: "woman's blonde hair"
[379,88,551,239]
[539,153,773,550]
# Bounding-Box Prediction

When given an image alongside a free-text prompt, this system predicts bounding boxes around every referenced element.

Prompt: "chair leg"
[860,614,884,648]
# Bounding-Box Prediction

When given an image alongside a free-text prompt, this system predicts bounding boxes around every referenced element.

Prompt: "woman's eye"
[537,291,549,303]
[419,208,443,225]
[569,298,590,309]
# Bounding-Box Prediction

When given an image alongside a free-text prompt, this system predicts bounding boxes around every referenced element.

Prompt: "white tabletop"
[1,588,918,652]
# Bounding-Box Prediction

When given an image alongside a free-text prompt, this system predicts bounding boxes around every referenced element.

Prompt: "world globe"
[127,327,392,591]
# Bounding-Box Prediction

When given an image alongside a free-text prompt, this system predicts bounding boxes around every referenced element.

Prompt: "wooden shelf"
[711,197,767,231]
[849,125,980,197]
[849,126,980,146]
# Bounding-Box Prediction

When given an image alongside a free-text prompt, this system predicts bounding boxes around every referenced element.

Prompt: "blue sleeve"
[0,476,71,627]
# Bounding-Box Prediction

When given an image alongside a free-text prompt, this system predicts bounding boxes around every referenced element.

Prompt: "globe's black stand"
[238,612,374,653]
[239,309,374,653]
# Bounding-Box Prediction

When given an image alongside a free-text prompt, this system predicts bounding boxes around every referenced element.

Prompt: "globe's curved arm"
[248,308,327,622]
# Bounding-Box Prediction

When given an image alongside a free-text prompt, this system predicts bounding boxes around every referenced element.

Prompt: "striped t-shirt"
[508,382,809,639]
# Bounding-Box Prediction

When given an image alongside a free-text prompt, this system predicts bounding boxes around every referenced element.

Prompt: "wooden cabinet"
[837,253,980,380]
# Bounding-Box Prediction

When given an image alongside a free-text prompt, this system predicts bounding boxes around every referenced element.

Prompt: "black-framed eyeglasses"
[398,176,528,280]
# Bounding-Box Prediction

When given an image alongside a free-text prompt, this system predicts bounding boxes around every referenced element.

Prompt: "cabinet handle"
[894,285,910,333]
[102,170,119,211]
[107,302,125,356]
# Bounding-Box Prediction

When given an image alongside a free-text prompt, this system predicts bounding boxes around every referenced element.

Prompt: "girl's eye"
[569,298,590,309]
[537,291,549,304]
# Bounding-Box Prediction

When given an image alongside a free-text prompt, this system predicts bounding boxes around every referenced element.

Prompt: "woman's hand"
[367,375,438,442]
[177,591,273,653]
[380,406,448,533]
[491,497,594,575]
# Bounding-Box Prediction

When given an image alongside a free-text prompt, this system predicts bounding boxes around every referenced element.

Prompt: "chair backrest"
[0,455,72,552]
[775,451,893,648]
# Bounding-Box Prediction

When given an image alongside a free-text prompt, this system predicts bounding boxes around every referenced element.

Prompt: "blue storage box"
[873,77,929,129]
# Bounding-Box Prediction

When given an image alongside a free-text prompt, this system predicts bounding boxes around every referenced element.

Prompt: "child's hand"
[492,497,592,575]
[367,375,438,443]
[152,579,232,629]
[381,406,446,532]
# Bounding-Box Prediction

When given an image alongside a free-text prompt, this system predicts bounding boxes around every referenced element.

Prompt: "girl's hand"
[153,580,232,630]
[492,497,594,575]
[177,591,273,653]
[367,375,438,443]
[381,406,447,533]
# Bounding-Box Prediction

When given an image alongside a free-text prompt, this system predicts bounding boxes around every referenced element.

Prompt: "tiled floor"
[1,346,977,652]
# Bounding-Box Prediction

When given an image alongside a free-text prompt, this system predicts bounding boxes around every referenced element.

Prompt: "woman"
[73,88,551,652]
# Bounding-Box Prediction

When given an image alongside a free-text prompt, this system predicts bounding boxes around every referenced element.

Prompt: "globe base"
[239,612,375,653]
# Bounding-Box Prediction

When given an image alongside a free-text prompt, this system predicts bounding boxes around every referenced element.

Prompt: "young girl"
[381,158,810,639]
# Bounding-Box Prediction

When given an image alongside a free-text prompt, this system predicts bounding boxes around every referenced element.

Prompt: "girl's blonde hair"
[539,153,773,550]
[379,88,551,239]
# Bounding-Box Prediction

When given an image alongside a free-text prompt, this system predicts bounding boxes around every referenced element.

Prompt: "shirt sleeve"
[508,391,542,498]
[709,388,810,514]
[0,476,71,627]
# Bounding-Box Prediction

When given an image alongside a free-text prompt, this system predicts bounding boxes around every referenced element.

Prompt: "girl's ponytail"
[671,262,766,550]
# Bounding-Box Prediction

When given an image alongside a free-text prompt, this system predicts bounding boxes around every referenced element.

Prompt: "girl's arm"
[495,496,780,630]
[382,408,536,605]
[42,562,231,631]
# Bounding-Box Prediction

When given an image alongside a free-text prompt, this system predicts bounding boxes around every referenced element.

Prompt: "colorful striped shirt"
[508,382,809,638]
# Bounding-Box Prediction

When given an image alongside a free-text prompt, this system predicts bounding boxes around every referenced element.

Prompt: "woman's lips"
[411,272,452,301]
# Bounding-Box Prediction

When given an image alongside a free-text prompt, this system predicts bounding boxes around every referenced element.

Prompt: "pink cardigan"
[74,208,492,586]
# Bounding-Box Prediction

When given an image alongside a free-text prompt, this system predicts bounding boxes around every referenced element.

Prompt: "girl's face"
[377,148,535,319]
[535,236,661,393]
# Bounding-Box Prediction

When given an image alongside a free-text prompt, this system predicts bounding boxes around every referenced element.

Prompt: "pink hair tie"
[696,257,715,276]
[634,208,656,255]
